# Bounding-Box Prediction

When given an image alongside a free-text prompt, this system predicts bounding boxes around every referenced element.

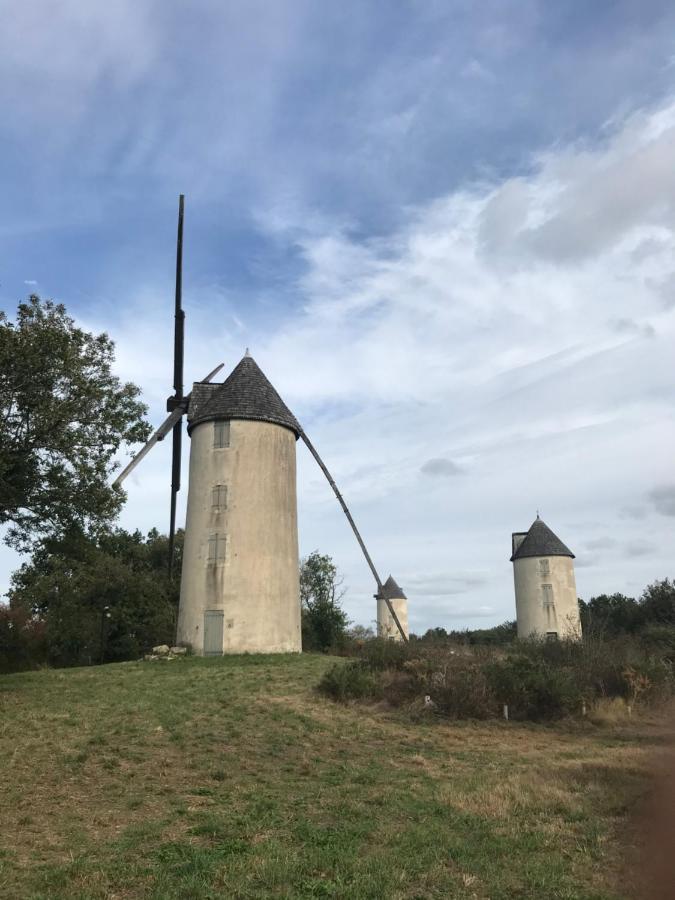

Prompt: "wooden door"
[203,610,224,656]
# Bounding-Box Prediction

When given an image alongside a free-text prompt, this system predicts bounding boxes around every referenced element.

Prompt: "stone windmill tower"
[376,576,409,641]
[113,196,409,654]
[176,354,302,654]
[510,515,581,640]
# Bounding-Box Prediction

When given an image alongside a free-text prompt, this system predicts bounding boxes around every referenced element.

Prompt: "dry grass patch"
[1,654,669,899]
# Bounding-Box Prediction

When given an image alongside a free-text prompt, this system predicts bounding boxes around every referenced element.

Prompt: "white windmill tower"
[114,197,409,654]
[376,576,409,641]
[510,515,582,640]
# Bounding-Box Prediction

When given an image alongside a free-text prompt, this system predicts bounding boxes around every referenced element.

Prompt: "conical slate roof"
[510,516,574,562]
[382,575,407,600]
[187,355,301,436]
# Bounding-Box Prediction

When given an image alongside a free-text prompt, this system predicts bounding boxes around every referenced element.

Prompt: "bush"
[485,655,583,720]
[357,637,415,671]
[318,661,380,702]
[317,632,675,721]
[0,605,48,673]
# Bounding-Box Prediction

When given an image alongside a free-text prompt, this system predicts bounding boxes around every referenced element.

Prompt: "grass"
[0,653,665,899]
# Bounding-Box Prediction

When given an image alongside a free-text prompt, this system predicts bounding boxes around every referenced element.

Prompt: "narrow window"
[546,631,558,642]
[207,533,226,562]
[213,421,230,449]
[542,584,554,608]
[212,484,228,509]
[539,559,550,576]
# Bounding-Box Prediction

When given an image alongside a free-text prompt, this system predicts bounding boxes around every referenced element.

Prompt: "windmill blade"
[173,194,185,401]
[113,405,187,487]
[299,429,409,643]
[168,194,186,580]
[112,362,225,489]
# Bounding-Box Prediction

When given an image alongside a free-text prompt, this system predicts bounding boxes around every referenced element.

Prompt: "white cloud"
[3,95,675,631]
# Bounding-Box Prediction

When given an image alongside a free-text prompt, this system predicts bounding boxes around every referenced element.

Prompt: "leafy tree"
[6,528,182,669]
[347,624,375,641]
[578,593,641,635]
[640,579,675,626]
[0,296,150,550]
[0,603,47,674]
[300,551,349,652]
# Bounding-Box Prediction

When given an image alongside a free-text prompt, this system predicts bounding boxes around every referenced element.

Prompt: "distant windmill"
[510,515,582,640]
[114,196,408,653]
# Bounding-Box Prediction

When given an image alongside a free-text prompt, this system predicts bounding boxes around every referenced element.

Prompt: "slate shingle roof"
[510,517,575,561]
[381,575,407,600]
[187,355,301,436]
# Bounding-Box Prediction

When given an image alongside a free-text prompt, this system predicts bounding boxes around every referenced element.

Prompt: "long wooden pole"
[168,194,186,580]
[299,430,408,642]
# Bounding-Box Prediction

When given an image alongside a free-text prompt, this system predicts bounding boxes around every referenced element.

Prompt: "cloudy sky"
[1,0,675,633]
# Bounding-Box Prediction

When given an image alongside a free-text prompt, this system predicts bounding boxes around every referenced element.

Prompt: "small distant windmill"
[114,196,408,653]
[510,515,581,640]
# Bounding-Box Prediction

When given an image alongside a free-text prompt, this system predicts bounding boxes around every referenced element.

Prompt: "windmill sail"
[168,194,186,578]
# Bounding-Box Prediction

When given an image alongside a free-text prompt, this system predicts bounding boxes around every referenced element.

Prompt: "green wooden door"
[204,610,224,656]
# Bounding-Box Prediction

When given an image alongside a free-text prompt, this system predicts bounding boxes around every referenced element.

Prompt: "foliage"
[0,296,150,550]
[320,631,675,721]
[0,603,47,674]
[640,578,675,625]
[299,551,349,652]
[579,593,642,635]
[346,624,375,641]
[359,636,415,671]
[317,659,379,701]
[5,528,182,670]
[484,655,582,720]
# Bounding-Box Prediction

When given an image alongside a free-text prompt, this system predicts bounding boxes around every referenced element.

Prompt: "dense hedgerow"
[317,634,675,721]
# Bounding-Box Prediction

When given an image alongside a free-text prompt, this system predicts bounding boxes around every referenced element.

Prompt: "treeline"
[0,529,181,673]
[411,580,675,645]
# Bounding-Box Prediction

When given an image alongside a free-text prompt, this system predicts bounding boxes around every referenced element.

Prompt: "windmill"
[114,196,408,654]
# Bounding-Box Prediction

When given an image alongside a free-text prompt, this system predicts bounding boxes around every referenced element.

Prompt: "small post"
[503,704,509,721]
[581,700,587,717]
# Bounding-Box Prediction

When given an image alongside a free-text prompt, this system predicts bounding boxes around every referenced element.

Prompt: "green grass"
[0,653,662,898]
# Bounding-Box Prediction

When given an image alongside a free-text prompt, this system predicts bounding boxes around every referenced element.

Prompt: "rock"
[152,644,170,655]
[170,646,187,656]
[143,654,158,661]
[424,695,437,709]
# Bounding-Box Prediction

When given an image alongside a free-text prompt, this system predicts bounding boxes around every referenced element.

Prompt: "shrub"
[357,637,415,671]
[317,632,675,721]
[485,655,582,720]
[318,661,380,702]
[427,659,498,719]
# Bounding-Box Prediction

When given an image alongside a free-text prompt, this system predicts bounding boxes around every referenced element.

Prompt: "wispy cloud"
[1,5,675,629]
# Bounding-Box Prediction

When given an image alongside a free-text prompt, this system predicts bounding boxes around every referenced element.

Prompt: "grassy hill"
[0,653,661,899]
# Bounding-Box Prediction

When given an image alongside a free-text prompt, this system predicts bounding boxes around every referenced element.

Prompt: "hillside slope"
[0,654,660,899]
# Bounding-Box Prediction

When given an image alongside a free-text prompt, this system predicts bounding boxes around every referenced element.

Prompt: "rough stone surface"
[177,418,301,655]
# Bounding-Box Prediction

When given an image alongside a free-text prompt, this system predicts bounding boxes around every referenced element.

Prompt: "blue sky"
[2,1,675,632]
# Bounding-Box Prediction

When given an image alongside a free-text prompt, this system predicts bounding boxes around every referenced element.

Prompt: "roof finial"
[245,347,250,357]
[536,509,540,519]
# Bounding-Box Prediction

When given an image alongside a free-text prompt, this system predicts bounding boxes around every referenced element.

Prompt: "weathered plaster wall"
[377,597,409,641]
[176,418,301,654]
[513,555,581,640]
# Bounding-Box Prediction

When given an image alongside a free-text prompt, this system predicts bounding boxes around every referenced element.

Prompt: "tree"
[6,528,182,669]
[578,593,641,635]
[640,579,675,626]
[300,551,349,652]
[0,296,150,550]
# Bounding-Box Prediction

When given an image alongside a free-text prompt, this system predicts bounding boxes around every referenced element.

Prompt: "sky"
[1,0,675,633]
